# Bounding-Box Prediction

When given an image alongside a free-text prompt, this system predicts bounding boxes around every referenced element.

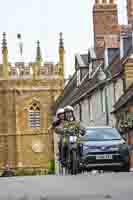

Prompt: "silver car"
[80,127,129,172]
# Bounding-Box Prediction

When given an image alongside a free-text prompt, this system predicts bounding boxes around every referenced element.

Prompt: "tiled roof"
[54,34,133,113]
[95,47,104,59]
[54,54,120,112]
[113,83,133,112]
[54,72,77,109]
[107,43,132,78]
[54,65,103,111]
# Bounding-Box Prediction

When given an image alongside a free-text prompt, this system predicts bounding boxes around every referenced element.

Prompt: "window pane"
[84,128,121,141]
[29,109,40,128]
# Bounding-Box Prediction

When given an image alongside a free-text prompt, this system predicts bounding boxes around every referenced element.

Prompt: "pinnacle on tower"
[2,32,7,50]
[36,40,42,64]
[2,32,8,79]
[17,33,21,39]
[59,32,64,48]
[58,32,64,76]
[17,33,23,61]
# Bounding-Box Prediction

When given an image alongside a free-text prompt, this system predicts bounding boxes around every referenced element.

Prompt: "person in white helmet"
[64,105,75,122]
[64,105,85,134]
[56,105,85,166]
[52,108,65,128]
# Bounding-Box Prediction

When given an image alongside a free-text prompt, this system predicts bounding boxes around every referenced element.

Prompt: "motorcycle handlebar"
[62,127,85,136]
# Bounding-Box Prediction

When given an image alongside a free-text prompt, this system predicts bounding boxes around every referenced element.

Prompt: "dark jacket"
[1,169,15,177]
[52,119,61,128]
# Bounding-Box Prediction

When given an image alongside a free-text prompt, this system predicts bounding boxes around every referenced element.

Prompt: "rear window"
[83,128,121,141]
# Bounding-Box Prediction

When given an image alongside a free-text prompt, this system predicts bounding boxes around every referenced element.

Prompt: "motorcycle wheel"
[71,150,78,175]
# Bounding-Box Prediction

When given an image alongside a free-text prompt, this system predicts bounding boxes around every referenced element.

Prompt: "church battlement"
[0,32,64,80]
[0,61,61,80]
[0,61,60,80]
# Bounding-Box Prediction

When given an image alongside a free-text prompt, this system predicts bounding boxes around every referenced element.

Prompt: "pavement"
[0,173,133,199]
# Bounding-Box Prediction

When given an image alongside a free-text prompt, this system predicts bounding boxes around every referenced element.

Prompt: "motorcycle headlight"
[69,136,77,143]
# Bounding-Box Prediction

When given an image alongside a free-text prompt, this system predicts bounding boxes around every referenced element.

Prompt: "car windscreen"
[83,128,121,141]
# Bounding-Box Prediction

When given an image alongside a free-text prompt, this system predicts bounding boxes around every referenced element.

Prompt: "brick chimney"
[127,0,133,26]
[93,0,119,48]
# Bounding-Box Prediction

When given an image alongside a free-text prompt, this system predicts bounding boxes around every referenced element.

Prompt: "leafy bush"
[48,160,55,174]
[15,168,48,176]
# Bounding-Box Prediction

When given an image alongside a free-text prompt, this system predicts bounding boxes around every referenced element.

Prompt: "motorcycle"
[60,127,82,175]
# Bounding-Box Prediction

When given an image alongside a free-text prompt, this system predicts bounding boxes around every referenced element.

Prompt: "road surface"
[0,173,133,199]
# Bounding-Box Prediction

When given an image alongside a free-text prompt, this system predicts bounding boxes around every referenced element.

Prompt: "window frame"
[28,103,41,128]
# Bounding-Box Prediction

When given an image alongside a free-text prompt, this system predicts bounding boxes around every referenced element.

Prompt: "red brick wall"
[93,0,119,48]
[127,0,133,26]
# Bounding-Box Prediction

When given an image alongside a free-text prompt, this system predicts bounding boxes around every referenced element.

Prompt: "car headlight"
[109,145,120,151]
[119,143,129,151]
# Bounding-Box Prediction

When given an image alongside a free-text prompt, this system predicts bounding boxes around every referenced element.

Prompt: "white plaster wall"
[107,83,115,126]
[73,79,123,128]
[88,91,107,126]
[74,104,80,121]
[114,79,124,102]
[81,99,90,126]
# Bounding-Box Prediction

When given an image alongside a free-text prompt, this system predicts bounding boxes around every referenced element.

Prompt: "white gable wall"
[81,99,90,126]
[73,79,124,128]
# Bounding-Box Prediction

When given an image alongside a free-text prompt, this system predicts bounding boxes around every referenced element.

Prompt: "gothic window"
[29,103,40,128]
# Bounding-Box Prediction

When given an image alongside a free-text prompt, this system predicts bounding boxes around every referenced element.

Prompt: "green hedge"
[14,168,48,176]
[48,160,55,174]
[13,160,55,176]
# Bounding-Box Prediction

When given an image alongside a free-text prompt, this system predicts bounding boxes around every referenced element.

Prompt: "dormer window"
[77,69,81,87]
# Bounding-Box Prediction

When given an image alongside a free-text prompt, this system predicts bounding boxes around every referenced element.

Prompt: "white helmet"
[64,105,74,112]
[56,108,65,116]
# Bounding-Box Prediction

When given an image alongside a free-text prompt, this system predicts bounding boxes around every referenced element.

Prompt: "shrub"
[48,160,55,174]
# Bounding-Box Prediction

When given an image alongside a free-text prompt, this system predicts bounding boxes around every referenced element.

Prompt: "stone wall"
[0,78,63,171]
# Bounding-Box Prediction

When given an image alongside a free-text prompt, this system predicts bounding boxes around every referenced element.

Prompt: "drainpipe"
[105,86,109,126]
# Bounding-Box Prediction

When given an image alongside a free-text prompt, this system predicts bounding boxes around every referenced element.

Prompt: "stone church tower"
[0,32,64,171]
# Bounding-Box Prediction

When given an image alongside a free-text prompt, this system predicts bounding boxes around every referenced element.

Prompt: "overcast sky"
[0,0,127,77]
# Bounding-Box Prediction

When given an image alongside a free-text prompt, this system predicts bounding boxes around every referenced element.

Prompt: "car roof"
[86,126,115,129]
